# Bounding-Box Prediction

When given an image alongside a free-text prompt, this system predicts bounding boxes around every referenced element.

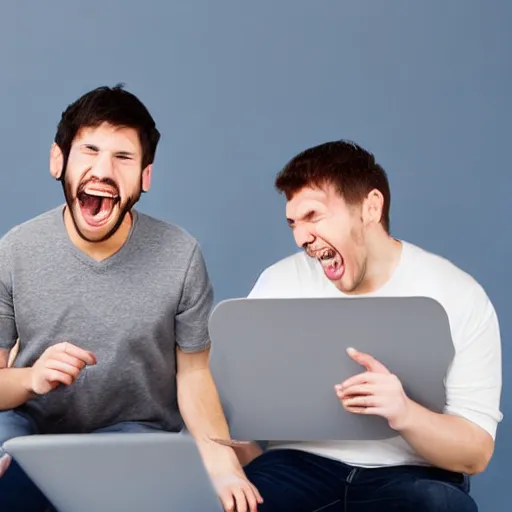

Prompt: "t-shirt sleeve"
[175,243,214,353]
[0,235,18,351]
[443,285,503,440]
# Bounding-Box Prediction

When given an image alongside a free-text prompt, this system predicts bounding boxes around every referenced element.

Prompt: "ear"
[362,189,384,227]
[49,143,64,180]
[141,164,153,192]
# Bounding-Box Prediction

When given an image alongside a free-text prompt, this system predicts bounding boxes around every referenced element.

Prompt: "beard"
[62,173,143,243]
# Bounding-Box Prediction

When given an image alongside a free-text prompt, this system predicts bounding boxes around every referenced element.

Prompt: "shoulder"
[0,207,61,254]
[133,212,208,277]
[402,241,496,343]
[135,211,200,253]
[248,251,328,298]
[404,241,488,299]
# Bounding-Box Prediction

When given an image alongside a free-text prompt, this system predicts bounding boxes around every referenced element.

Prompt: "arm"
[174,243,262,511]
[395,399,494,474]
[397,292,502,474]
[340,287,502,475]
[177,347,243,473]
[0,237,34,409]
[0,348,34,409]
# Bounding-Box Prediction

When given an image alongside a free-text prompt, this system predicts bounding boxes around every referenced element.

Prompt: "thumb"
[347,347,390,374]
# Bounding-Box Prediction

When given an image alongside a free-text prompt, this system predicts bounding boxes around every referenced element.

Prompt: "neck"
[63,206,133,261]
[358,232,403,294]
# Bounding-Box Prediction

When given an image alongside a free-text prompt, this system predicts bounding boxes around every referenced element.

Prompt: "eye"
[116,152,135,161]
[82,144,99,154]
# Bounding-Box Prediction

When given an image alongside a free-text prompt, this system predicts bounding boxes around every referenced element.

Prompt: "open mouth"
[317,247,345,281]
[77,187,119,228]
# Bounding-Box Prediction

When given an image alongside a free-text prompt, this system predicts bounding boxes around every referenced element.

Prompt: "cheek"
[316,220,349,251]
[119,175,142,199]
[63,170,80,194]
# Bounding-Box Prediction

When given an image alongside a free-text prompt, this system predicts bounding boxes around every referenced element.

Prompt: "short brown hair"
[275,140,391,233]
[55,84,161,172]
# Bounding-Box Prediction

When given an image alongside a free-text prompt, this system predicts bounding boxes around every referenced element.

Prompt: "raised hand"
[335,347,411,431]
[28,342,97,395]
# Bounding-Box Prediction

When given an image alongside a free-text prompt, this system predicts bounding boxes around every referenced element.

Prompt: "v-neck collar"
[52,204,139,271]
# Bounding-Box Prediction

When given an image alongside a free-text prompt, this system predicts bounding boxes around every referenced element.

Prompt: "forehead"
[72,122,141,153]
[285,184,346,219]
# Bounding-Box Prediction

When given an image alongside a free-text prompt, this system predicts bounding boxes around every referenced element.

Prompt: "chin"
[333,276,358,294]
[76,222,116,243]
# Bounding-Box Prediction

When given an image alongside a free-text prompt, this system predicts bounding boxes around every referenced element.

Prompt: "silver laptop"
[3,432,223,512]
[209,296,455,441]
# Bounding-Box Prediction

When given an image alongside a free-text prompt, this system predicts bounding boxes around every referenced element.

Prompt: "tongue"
[322,258,344,280]
[81,196,115,225]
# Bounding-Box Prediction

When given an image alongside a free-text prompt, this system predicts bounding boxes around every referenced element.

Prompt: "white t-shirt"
[247,240,503,468]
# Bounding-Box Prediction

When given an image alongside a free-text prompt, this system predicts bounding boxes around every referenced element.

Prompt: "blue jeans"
[0,409,166,512]
[244,448,477,511]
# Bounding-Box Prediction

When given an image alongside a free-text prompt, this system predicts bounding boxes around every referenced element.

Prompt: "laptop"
[209,296,455,441]
[3,432,223,512]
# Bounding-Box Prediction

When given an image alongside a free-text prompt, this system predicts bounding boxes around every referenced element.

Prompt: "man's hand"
[27,342,96,395]
[335,347,411,430]
[205,444,263,512]
[212,466,263,512]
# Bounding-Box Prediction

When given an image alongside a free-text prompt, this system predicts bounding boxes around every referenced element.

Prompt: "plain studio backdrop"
[0,1,509,510]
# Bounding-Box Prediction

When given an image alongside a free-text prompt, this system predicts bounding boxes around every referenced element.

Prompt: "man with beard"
[239,140,502,511]
[0,85,262,512]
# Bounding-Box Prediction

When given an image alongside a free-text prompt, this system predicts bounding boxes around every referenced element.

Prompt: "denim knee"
[410,478,477,512]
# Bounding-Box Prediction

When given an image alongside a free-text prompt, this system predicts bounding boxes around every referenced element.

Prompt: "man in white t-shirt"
[240,140,502,511]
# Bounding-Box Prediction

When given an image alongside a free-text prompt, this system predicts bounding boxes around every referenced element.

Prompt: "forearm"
[397,399,494,475]
[177,367,238,472]
[0,368,34,410]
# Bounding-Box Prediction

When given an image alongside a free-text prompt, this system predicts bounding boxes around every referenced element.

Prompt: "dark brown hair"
[54,83,161,173]
[275,140,391,233]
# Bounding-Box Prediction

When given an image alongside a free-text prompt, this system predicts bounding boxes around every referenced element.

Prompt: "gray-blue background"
[0,1,509,509]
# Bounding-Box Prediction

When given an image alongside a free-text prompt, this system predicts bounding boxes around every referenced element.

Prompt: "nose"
[90,151,115,180]
[293,224,315,249]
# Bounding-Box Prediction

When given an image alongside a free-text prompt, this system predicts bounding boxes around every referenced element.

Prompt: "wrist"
[19,367,35,394]
[198,441,240,475]
[390,396,417,432]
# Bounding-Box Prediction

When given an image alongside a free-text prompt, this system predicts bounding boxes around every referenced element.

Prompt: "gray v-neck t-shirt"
[0,206,213,434]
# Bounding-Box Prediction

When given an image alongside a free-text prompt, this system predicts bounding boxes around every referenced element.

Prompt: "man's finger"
[46,360,81,380]
[46,369,74,387]
[232,486,249,512]
[345,405,385,417]
[240,482,260,512]
[218,490,235,512]
[0,453,12,477]
[344,406,369,414]
[347,347,390,374]
[249,482,263,504]
[342,394,381,408]
[53,353,87,370]
[336,383,376,398]
[58,342,97,366]
[337,371,377,392]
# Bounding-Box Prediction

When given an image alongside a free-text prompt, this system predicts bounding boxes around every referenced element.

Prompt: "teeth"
[319,249,336,261]
[84,188,116,198]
